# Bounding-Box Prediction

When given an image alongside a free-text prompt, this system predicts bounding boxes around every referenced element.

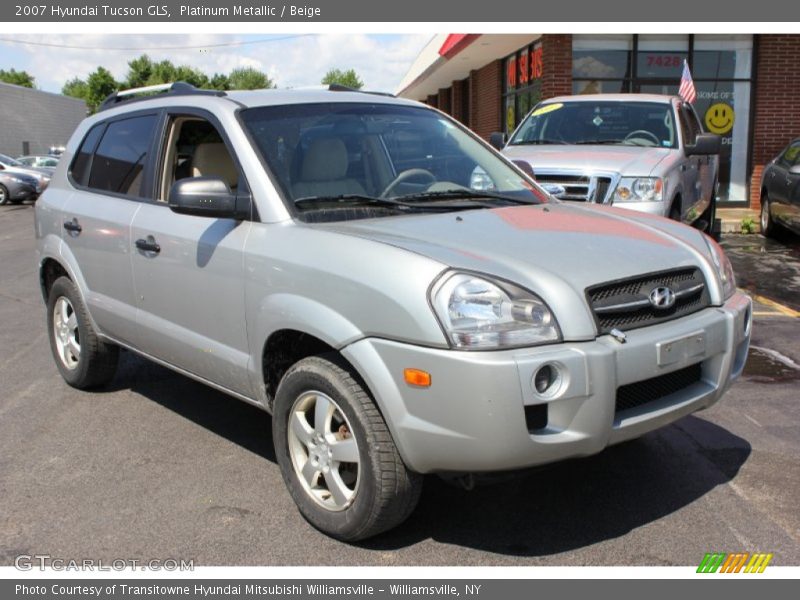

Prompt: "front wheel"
[273,354,422,541]
[761,194,777,238]
[0,184,9,206]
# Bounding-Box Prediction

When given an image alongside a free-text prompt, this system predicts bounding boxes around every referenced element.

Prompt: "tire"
[0,184,9,206]
[760,193,777,239]
[699,192,717,237]
[46,276,119,389]
[669,198,681,221]
[273,354,422,541]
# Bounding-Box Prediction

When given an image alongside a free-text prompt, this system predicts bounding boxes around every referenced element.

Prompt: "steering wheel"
[380,169,436,198]
[623,130,660,146]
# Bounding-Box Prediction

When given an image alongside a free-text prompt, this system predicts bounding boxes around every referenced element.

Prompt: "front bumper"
[612,200,667,216]
[342,292,751,474]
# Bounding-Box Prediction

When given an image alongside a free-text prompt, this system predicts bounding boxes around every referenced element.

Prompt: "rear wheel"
[46,276,119,389]
[761,193,777,238]
[273,354,422,541]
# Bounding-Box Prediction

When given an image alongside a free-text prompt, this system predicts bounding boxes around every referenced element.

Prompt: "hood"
[502,144,671,176]
[3,166,47,182]
[321,203,716,340]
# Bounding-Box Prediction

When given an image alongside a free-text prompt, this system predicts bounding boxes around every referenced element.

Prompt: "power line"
[0,34,316,51]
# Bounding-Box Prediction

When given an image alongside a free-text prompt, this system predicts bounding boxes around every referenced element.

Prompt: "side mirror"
[490,131,507,151]
[168,177,250,220]
[686,133,721,156]
[511,159,535,178]
[790,164,800,175]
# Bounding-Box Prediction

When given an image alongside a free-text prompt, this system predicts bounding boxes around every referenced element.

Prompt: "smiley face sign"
[705,103,735,135]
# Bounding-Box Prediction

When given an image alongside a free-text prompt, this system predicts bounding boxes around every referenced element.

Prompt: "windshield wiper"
[574,139,624,145]
[294,194,488,213]
[389,190,536,206]
[509,139,567,145]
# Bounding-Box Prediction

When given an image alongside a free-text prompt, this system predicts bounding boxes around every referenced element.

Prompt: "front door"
[129,112,253,397]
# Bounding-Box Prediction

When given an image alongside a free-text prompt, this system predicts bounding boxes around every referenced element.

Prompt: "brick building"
[397,34,800,209]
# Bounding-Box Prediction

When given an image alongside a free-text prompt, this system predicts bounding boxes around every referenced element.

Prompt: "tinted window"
[780,142,800,167]
[88,115,157,197]
[70,124,105,185]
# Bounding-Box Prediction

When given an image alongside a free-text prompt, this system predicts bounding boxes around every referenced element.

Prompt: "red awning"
[438,34,479,59]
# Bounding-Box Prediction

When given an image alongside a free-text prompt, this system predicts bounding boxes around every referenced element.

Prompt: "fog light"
[533,365,555,394]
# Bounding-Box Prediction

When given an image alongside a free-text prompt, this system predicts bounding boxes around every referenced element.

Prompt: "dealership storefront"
[397,34,800,208]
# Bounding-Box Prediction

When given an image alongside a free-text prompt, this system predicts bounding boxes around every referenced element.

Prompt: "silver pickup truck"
[36,84,749,541]
[489,94,721,234]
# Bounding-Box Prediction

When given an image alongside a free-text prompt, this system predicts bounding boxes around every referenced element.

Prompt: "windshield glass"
[0,153,24,167]
[509,101,677,148]
[241,102,546,221]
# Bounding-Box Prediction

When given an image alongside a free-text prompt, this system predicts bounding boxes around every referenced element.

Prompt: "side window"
[159,116,239,201]
[677,105,700,146]
[88,114,158,197]
[69,124,105,186]
[779,142,800,167]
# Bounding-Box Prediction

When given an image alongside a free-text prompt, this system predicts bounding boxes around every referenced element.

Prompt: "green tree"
[62,77,88,101]
[208,73,231,91]
[228,67,274,90]
[321,68,364,90]
[0,68,35,88]
[125,54,154,88]
[84,67,118,113]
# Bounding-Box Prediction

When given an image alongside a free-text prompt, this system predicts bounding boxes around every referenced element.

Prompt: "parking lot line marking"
[748,293,800,318]
[752,311,784,317]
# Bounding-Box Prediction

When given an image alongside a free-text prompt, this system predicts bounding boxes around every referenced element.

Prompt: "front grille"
[534,173,590,201]
[616,362,703,414]
[587,267,710,335]
[534,172,614,203]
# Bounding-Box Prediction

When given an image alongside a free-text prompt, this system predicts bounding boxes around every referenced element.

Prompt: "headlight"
[469,166,496,191]
[704,236,736,300]
[613,177,663,203]
[430,272,561,349]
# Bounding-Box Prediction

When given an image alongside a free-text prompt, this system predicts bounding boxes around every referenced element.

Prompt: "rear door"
[129,109,253,397]
[61,112,159,345]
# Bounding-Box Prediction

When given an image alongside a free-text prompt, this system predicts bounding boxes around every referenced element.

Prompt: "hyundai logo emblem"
[649,286,676,310]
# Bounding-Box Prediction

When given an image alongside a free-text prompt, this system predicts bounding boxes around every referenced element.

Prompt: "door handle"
[63,218,82,234]
[135,237,161,254]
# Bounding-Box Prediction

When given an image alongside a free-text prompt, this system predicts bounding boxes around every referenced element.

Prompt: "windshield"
[509,101,677,149]
[241,102,546,221]
[0,153,24,167]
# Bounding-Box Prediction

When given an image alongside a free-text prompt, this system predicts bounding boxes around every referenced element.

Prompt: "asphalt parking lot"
[1,202,799,567]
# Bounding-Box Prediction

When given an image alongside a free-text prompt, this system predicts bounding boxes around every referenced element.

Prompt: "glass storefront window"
[693,34,753,80]
[503,40,544,135]
[636,34,689,79]
[572,34,753,203]
[573,35,632,80]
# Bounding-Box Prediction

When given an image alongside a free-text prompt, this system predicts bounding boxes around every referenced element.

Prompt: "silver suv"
[492,94,721,234]
[35,83,751,541]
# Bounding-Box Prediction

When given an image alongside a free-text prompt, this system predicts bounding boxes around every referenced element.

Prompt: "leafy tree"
[321,68,364,90]
[228,67,274,90]
[62,77,88,101]
[84,67,118,113]
[0,68,35,88]
[208,73,231,91]
[125,54,154,88]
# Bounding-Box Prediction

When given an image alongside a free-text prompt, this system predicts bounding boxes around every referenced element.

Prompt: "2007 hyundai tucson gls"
[35,83,752,541]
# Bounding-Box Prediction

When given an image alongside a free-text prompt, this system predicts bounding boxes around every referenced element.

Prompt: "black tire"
[699,192,717,237]
[669,197,682,221]
[46,276,119,389]
[0,184,9,206]
[273,354,422,541]
[760,193,777,239]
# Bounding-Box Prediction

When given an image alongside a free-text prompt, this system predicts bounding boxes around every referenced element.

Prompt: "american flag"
[679,60,697,104]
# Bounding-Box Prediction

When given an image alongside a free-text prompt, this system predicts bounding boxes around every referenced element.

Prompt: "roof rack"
[98,82,226,112]
[327,84,395,98]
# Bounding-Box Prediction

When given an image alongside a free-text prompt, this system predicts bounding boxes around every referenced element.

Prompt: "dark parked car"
[0,170,40,205]
[761,139,800,237]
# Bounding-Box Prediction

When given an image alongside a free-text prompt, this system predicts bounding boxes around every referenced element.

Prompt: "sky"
[0,33,431,94]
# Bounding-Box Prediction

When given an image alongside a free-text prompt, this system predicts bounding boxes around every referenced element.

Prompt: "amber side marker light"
[404,369,432,387]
